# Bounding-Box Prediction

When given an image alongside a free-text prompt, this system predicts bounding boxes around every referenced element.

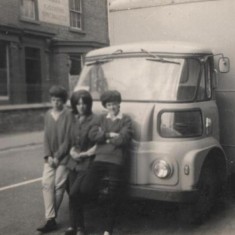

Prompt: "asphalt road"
[1,146,235,235]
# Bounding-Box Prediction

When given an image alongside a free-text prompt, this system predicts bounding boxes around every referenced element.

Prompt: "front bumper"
[127,185,198,203]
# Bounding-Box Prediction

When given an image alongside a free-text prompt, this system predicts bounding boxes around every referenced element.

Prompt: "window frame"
[205,59,212,100]
[158,109,203,138]
[68,54,83,94]
[20,0,38,22]
[0,41,10,100]
[69,0,83,30]
[69,54,83,76]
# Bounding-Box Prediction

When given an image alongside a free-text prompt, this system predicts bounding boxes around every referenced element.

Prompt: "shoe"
[64,227,77,235]
[77,231,85,235]
[104,231,111,235]
[77,227,86,235]
[37,218,57,233]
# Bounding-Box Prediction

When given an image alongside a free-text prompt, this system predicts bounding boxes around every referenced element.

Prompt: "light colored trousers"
[42,163,69,220]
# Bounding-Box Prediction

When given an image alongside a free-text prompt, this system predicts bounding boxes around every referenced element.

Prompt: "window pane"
[0,43,6,68]
[0,41,8,97]
[206,62,212,99]
[70,55,82,75]
[25,47,42,103]
[70,12,81,28]
[70,0,82,28]
[78,58,203,101]
[69,55,82,95]
[197,66,206,100]
[70,0,81,11]
[70,0,74,10]
[21,0,36,20]
[74,0,81,11]
[70,13,74,27]
[75,14,81,28]
[177,59,201,101]
[160,111,203,138]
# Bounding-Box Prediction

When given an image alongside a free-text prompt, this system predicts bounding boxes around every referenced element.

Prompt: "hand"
[70,147,80,159]
[109,132,120,138]
[48,156,55,168]
[70,148,84,161]
[72,152,86,162]
[78,151,88,159]
[86,145,96,156]
[53,158,59,167]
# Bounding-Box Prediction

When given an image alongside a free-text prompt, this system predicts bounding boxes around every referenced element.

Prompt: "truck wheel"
[179,161,218,224]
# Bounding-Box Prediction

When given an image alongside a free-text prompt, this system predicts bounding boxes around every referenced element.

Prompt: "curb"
[0,131,43,152]
[0,142,43,152]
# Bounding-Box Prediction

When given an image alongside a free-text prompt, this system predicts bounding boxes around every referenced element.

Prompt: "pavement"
[0,131,43,151]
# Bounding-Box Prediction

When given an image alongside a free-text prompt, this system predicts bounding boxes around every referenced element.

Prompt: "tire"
[179,160,218,224]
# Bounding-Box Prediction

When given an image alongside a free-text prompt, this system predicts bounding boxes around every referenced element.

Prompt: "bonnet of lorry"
[80,93,221,192]
[123,102,178,187]
[116,100,220,190]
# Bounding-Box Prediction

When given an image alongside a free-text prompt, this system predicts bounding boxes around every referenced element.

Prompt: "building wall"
[0,0,109,43]
[0,0,109,133]
[0,0,109,105]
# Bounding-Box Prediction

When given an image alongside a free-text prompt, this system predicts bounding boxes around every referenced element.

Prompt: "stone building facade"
[0,0,109,133]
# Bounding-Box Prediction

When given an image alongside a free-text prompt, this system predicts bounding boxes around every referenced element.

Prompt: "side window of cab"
[205,60,212,99]
[197,60,212,101]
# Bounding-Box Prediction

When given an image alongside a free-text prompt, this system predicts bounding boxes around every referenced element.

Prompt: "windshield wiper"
[141,49,180,65]
[86,49,123,66]
[86,58,113,66]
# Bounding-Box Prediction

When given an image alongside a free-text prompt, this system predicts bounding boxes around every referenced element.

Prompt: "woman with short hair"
[81,90,133,235]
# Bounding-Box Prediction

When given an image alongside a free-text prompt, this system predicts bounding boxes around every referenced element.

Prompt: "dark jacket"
[67,113,96,171]
[88,113,132,165]
[44,108,73,165]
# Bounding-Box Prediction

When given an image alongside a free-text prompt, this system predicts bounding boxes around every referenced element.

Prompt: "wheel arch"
[179,147,227,225]
[182,145,228,190]
[201,147,228,184]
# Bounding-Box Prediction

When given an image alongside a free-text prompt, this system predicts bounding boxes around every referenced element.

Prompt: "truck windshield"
[77,56,202,102]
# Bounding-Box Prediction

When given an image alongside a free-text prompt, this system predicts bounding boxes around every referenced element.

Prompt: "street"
[1,145,235,235]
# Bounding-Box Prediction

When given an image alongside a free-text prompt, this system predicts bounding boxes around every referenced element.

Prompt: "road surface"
[0,145,235,235]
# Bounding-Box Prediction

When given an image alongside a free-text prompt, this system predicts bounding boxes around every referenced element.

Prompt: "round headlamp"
[152,160,172,179]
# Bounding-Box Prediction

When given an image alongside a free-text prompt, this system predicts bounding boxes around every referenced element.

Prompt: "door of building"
[25,47,42,103]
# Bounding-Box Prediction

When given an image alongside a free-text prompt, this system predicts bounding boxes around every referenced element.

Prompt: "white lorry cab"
[74,41,230,223]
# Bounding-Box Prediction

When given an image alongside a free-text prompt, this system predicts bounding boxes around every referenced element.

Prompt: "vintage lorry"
[74,0,234,223]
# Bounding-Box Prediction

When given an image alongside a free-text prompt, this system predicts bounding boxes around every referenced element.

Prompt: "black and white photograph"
[0,0,234,234]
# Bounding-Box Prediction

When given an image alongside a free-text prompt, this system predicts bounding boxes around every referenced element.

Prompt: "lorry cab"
[74,41,229,223]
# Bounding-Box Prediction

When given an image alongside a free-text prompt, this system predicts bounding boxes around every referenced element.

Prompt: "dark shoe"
[77,232,85,235]
[37,218,57,233]
[103,231,111,235]
[77,227,86,235]
[64,227,77,235]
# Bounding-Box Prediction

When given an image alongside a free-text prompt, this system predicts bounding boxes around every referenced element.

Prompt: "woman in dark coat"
[65,90,96,235]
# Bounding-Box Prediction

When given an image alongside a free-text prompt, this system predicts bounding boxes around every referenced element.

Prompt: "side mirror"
[218,57,230,73]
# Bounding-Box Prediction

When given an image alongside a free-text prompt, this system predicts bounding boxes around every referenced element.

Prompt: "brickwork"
[0,0,109,133]
[0,0,109,105]
[0,0,109,44]
[0,105,51,134]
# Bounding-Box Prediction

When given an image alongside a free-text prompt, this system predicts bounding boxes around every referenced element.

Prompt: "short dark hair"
[49,85,68,103]
[70,90,93,115]
[100,90,122,108]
